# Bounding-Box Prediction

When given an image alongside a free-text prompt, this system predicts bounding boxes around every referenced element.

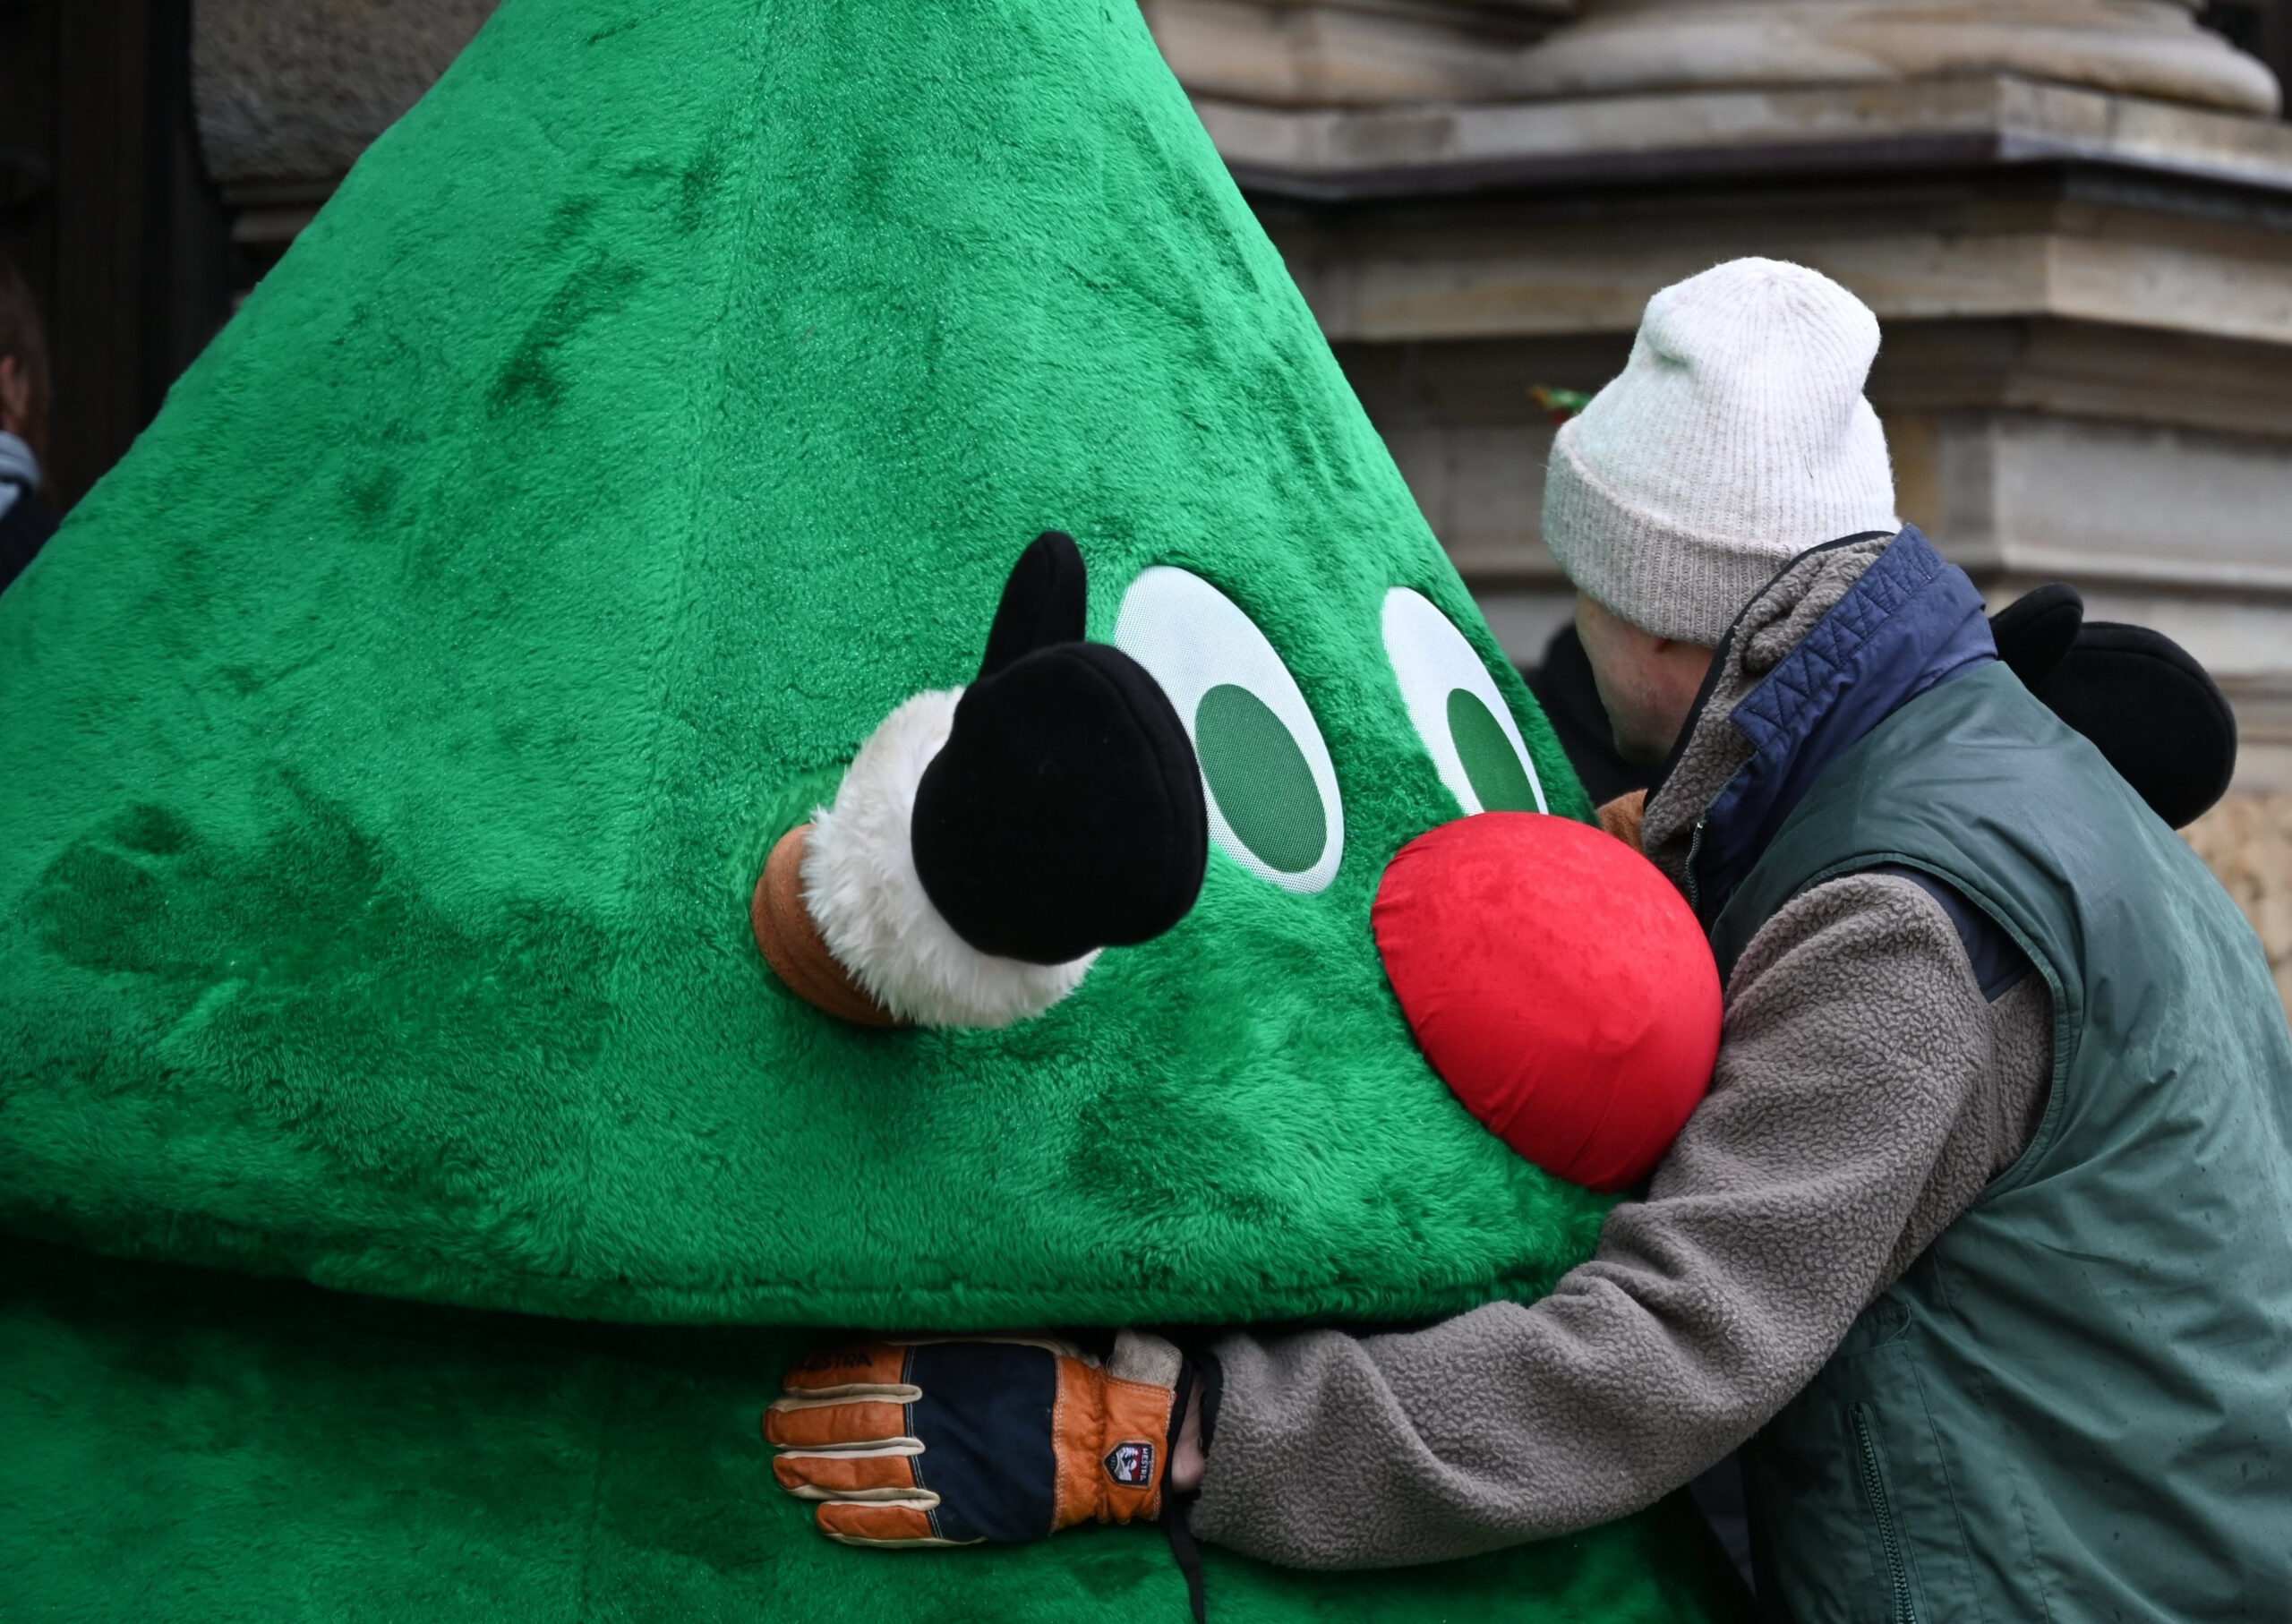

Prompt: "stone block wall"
[194,0,500,192]
[2185,792,2292,1020]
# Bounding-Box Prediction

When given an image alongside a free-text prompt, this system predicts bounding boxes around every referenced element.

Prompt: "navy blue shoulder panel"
[1866,863,2031,1002]
[1695,527,1995,922]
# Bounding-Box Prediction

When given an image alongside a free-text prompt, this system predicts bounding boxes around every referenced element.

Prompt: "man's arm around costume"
[1189,872,2049,1568]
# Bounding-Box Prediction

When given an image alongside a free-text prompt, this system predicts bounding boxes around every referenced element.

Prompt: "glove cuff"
[1108,1326,1184,1388]
[801,688,1097,1027]
[1052,1330,1185,1530]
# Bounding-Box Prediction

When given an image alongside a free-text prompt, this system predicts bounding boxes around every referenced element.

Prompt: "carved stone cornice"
[1508,0,2279,115]
[1137,0,1574,107]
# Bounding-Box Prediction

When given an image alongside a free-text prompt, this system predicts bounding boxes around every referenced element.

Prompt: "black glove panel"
[911,533,1209,965]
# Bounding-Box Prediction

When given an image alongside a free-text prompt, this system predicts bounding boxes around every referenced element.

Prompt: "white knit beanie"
[1543,258,1900,646]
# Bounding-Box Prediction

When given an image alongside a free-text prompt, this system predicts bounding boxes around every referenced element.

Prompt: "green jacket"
[1720,662,2292,1621]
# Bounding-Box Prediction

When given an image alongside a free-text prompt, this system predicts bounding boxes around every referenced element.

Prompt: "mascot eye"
[1381,587,1547,816]
[1115,567,1344,893]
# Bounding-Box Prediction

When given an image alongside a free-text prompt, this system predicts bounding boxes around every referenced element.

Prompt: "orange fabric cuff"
[751,824,906,1026]
[1051,1355,1172,1529]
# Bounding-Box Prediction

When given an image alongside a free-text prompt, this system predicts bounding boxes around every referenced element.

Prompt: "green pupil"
[1447,688,1538,812]
[1194,684,1326,873]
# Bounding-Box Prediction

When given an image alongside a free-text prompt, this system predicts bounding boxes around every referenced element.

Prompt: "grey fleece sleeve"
[1187,874,2050,1568]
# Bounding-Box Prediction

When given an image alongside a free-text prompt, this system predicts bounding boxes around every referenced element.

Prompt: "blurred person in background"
[0,254,57,593]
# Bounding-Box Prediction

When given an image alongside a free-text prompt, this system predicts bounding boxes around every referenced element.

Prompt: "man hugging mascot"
[0,0,1747,1618]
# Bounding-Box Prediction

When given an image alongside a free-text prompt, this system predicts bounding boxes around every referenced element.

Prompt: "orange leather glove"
[765,1332,1192,1547]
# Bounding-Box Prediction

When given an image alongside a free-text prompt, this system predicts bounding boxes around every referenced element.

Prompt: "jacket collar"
[1664,526,1996,923]
[0,432,38,524]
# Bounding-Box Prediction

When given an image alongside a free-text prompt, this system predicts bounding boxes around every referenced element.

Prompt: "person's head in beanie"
[1545,257,1898,764]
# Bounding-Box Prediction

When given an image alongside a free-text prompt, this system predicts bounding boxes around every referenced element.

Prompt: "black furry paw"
[911,532,1209,964]
[1991,584,2236,830]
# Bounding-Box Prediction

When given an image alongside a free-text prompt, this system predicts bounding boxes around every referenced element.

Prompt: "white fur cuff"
[802,688,1098,1028]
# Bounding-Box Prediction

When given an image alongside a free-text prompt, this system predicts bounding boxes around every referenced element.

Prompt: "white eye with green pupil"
[1381,587,1547,817]
[1115,567,1344,893]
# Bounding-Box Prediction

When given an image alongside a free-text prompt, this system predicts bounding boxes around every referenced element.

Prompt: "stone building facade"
[74,1,2292,1007]
[1142,0,2292,1008]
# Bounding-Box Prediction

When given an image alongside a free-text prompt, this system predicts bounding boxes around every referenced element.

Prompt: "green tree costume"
[0,0,1744,1616]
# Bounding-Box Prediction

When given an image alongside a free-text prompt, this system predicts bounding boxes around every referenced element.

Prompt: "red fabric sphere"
[1373,812,1722,1192]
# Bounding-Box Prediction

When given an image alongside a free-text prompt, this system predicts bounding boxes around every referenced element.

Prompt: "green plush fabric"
[0,0,1600,1330]
[0,1237,1749,1624]
[0,2,1743,1615]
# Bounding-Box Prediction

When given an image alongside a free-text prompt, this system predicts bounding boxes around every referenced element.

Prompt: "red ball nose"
[1373,812,1722,1193]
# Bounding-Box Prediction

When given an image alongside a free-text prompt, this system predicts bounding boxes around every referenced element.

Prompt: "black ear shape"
[978,531,1088,680]
[1990,583,2084,686]
[2028,623,2237,830]
[1994,585,2236,827]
